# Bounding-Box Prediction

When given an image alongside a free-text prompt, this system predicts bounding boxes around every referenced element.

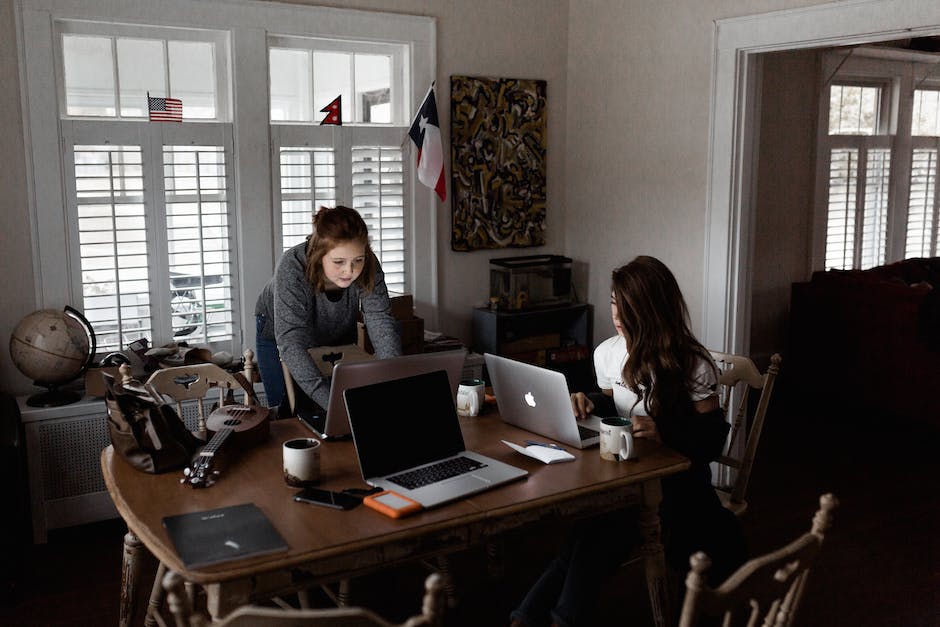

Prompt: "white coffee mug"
[456,378,485,417]
[599,417,636,461]
[283,437,321,486]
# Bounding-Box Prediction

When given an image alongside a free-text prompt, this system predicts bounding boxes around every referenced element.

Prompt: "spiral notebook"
[162,503,288,569]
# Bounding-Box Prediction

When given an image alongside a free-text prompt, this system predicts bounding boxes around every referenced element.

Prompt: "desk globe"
[9,306,96,407]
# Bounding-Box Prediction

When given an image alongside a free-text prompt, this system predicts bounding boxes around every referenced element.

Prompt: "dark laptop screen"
[344,369,466,479]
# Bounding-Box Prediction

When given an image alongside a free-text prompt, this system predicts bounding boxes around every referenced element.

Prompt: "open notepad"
[502,440,575,464]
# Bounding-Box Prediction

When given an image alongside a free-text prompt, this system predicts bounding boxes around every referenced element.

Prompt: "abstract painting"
[450,75,547,251]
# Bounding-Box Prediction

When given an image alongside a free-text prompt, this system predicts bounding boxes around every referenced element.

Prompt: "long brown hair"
[304,206,377,293]
[611,256,714,419]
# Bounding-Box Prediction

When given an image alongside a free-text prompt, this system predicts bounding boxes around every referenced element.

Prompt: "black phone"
[293,487,361,510]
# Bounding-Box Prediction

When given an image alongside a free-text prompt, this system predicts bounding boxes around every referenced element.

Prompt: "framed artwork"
[450,75,547,251]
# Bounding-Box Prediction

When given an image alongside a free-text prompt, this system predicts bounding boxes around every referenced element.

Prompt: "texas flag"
[408,85,446,202]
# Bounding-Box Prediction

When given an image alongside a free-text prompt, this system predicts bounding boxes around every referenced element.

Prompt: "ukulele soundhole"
[222,418,242,427]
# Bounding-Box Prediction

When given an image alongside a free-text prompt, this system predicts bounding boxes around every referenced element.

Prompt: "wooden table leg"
[120,530,144,627]
[486,538,505,579]
[638,478,672,627]
[337,578,352,606]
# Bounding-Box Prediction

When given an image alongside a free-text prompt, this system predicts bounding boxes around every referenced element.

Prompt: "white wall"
[564,0,830,342]
[751,49,819,363]
[0,0,36,396]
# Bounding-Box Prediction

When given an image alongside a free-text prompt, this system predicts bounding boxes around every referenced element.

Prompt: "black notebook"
[162,503,288,569]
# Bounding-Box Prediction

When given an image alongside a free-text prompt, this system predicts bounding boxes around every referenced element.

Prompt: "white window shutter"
[278,147,337,251]
[163,145,234,343]
[72,144,153,352]
[905,147,939,258]
[352,145,405,294]
[825,148,858,270]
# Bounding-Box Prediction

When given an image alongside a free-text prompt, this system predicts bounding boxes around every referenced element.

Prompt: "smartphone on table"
[293,487,361,510]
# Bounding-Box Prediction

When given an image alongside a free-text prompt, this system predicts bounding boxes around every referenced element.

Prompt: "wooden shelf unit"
[472,303,593,389]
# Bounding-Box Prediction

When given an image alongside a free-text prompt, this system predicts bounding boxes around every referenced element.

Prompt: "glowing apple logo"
[524,392,536,407]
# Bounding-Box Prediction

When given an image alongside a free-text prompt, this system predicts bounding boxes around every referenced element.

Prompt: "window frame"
[270,116,411,295]
[54,20,232,122]
[17,0,438,355]
[60,120,238,350]
[813,50,919,271]
[826,79,892,137]
[267,34,408,125]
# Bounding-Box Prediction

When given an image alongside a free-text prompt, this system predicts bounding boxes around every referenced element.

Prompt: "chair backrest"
[679,493,838,627]
[163,569,446,627]
[709,351,782,516]
[141,349,258,439]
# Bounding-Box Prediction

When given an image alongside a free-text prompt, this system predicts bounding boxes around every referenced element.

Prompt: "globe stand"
[26,384,82,408]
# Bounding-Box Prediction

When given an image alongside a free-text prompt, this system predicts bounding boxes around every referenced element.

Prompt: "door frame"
[703,0,940,355]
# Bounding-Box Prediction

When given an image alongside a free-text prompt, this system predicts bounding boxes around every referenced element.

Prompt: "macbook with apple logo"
[484,353,603,449]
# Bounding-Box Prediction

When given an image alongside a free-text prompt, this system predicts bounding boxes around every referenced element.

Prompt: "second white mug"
[456,378,485,417]
[599,417,636,461]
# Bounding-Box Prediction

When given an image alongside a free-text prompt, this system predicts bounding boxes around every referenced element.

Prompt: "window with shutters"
[56,21,235,353]
[278,147,337,251]
[20,0,434,360]
[269,36,411,295]
[72,144,152,351]
[815,51,940,270]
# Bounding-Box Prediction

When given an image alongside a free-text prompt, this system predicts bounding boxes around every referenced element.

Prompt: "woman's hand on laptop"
[570,392,594,419]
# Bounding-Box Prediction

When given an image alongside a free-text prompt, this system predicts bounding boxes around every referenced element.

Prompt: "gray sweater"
[255,241,401,408]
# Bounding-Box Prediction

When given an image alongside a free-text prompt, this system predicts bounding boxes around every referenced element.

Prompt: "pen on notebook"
[525,439,566,451]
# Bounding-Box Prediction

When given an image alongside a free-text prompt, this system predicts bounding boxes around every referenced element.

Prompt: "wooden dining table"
[101,409,690,626]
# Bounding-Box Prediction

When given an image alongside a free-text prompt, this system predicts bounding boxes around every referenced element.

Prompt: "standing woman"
[254,206,401,410]
[512,256,746,627]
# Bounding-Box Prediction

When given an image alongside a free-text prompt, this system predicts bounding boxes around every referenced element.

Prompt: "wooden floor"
[2,382,939,626]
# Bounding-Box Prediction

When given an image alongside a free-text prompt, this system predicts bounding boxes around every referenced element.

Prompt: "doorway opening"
[703,2,940,357]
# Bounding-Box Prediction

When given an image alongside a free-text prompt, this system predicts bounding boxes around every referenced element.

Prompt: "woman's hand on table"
[631,414,662,443]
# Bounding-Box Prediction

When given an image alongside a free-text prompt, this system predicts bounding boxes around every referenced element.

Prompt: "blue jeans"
[255,314,285,409]
[511,510,640,627]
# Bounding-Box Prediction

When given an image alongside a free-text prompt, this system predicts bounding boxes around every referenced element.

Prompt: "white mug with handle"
[456,379,485,417]
[599,417,636,461]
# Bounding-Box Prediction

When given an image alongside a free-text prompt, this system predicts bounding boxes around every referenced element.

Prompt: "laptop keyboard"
[578,423,599,440]
[388,456,487,490]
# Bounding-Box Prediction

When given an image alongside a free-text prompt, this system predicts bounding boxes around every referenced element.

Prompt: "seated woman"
[254,206,401,410]
[511,255,746,627]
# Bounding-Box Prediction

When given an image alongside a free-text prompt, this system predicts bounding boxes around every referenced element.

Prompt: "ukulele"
[181,404,270,488]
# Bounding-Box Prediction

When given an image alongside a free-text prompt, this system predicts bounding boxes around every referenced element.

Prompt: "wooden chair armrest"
[717,454,741,469]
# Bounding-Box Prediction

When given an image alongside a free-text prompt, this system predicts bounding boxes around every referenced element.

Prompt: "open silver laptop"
[485,353,603,449]
[301,349,467,440]
[344,369,527,508]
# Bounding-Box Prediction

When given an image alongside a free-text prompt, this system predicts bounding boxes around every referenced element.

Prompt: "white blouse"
[593,335,717,418]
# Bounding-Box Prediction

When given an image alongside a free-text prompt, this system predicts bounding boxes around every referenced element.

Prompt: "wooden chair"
[709,351,782,516]
[163,570,446,627]
[678,493,838,627]
[143,349,259,440]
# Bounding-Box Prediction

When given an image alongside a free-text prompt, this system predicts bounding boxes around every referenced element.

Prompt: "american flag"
[148,95,183,122]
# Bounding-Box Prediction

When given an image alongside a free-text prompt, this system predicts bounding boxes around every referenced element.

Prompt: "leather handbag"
[103,373,203,473]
